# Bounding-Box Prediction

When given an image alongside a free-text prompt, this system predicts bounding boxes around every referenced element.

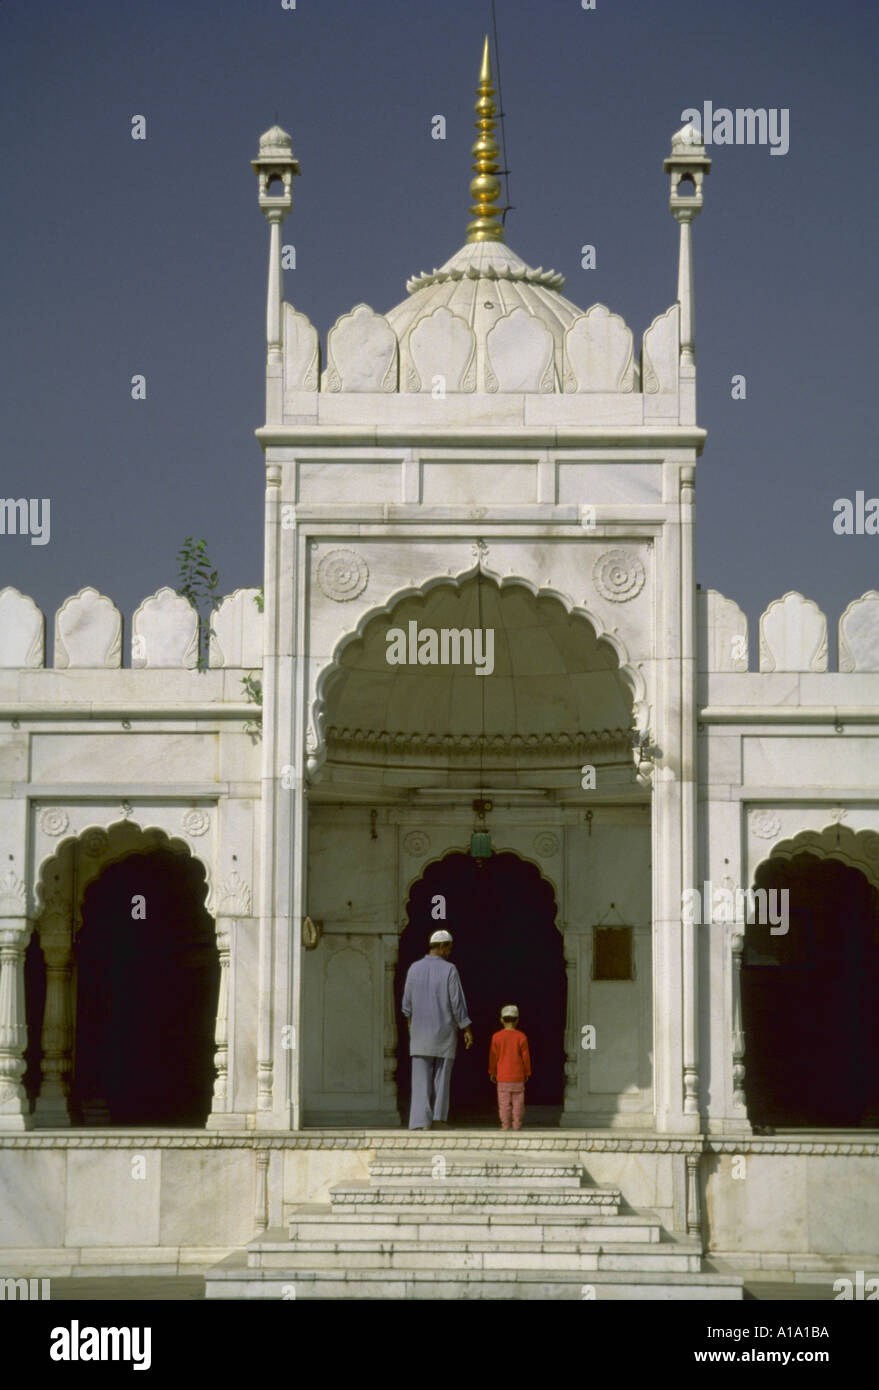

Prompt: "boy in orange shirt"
[488,1004,532,1131]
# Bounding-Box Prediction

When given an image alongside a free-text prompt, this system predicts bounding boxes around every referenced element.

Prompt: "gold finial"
[466,35,504,243]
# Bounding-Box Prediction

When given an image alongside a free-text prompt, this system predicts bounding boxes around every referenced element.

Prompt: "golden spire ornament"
[466,36,504,243]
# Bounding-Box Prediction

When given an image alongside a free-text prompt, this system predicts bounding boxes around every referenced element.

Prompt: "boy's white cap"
[429,929,453,944]
[500,1004,519,1018]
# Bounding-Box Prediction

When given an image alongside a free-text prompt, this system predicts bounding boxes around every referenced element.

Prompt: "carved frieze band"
[327,726,632,761]
[2,1134,875,1155]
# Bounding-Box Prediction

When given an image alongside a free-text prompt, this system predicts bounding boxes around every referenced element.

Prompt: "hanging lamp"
[470,798,493,861]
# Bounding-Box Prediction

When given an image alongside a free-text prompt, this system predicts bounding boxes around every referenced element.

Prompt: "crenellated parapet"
[698,587,879,674]
[0,586,263,673]
[280,279,683,420]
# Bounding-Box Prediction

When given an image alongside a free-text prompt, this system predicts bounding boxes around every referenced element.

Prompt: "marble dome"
[385,240,587,393]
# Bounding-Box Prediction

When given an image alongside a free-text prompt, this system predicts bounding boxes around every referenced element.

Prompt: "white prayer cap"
[500,1004,519,1018]
[429,929,453,944]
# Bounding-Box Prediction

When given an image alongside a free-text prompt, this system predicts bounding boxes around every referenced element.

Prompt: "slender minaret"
[252,125,300,422]
[663,125,711,372]
[466,36,505,243]
[664,124,710,1126]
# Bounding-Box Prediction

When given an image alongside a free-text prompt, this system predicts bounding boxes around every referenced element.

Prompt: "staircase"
[205,1140,742,1299]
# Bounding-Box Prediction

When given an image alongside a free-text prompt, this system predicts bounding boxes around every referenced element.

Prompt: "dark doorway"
[395,851,566,1124]
[71,850,220,1126]
[742,852,879,1127]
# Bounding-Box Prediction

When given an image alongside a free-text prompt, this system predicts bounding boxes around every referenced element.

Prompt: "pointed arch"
[33,819,215,921]
[753,823,879,895]
[401,841,564,936]
[395,848,566,1123]
[307,565,646,775]
[742,847,879,1127]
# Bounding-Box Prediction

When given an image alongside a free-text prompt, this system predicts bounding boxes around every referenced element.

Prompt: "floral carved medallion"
[316,549,369,602]
[592,549,646,603]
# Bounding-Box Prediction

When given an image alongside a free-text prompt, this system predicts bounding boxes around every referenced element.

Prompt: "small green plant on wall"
[176,537,220,671]
[175,538,263,736]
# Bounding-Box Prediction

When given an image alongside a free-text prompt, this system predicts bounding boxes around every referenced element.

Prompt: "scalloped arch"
[307,565,646,775]
[33,819,215,918]
[401,843,563,938]
[753,823,879,894]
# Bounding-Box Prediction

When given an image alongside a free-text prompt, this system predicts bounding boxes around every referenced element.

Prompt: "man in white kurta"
[402,930,473,1129]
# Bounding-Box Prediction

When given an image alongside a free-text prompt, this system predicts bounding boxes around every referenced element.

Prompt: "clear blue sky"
[1,0,876,664]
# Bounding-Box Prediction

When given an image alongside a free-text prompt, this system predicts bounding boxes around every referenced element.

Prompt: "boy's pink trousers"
[496,1081,525,1130]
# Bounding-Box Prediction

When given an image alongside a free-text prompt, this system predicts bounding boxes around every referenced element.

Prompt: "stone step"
[285,1207,661,1244]
[371,1173,586,1190]
[249,1239,700,1274]
[329,1201,620,1218]
[205,1253,743,1301]
[367,1145,586,1167]
[369,1156,586,1189]
[329,1180,622,1214]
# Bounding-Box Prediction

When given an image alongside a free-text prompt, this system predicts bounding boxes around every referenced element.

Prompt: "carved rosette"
[181,809,211,838]
[750,809,781,841]
[402,831,430,857]
[39,808,69,838]
[592,549,646,603]
[533,832,560,859]
[316,549,369,602]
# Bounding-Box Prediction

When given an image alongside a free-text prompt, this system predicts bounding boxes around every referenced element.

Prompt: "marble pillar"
[0,915,33,1130]
[33,908,74,1126]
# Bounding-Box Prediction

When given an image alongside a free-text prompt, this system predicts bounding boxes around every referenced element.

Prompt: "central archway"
[395,851,566,1125]
[311,572,639,785]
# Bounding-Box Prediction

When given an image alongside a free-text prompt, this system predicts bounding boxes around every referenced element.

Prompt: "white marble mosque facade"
[0,97,877,1291]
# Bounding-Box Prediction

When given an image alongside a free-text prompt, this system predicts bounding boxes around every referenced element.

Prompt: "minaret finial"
[466,35,504,243]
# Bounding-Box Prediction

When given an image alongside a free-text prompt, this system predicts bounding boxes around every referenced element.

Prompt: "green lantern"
[470,830,492,860]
